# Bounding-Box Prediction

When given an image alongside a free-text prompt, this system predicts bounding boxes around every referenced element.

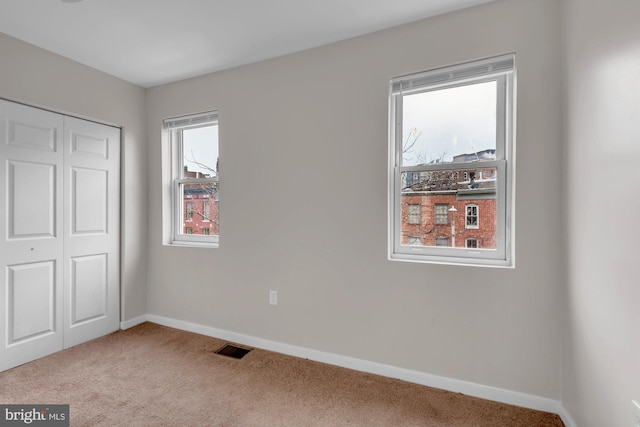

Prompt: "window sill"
[388,252,513,269]
[167,240,219,249]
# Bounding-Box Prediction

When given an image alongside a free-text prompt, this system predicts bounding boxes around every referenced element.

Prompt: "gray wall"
[146,0,563,399]
[0,33,149,322]
[562,0,640,425]
[8,0,640,423]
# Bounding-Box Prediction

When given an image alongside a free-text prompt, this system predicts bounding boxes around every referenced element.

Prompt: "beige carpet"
[0,323,564,426]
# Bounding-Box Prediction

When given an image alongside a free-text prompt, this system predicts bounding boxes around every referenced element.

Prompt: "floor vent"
[215,344,251,359]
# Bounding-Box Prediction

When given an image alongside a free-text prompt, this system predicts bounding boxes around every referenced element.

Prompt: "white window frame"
[165,111,219,247]
[388,54,515,267]
[465,204,479,229]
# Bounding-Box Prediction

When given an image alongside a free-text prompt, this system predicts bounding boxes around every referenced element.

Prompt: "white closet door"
[63,116,120,348]
[0,100,120,371]
[0,100,64,371]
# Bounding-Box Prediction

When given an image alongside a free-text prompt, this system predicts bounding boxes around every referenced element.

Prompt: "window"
[435,237,449,247]
[185,202,194,222]
[202,201,210,222]
[465,204,478,229]
[407,204,421,224]
[434,204,449,224]
[389,55,514,266]
[407,236,421,245]
[164,111,219,246]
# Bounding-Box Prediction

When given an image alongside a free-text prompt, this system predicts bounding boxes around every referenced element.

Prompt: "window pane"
[466,205,479,228]
[203,201,210,222]
[402,81,497,166]
[400,167,497,250]
[435,237,449,247]
[434,204,449,224]
[407,204,421,224]
[182,125,219,178]
[179,182,218,236]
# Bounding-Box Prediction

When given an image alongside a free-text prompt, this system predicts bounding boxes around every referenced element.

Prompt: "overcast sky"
[402,81,496,166]
[183,125,219,176]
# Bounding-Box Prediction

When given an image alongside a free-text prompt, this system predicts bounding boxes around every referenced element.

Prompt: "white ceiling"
[0,0,493,88]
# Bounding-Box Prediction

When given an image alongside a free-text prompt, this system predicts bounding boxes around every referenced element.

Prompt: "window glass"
[179,181,218,236]
[407,204,421,225]
[466,205,479,229]
[402,82,497,167]
[434,204,449,225]
[182,126,218,177]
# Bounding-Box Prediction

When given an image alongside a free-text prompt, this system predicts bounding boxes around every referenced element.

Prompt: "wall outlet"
[269,290,278,306]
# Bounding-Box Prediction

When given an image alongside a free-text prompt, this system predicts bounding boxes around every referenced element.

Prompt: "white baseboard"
[120,314,148,330]
[129,313,576,427]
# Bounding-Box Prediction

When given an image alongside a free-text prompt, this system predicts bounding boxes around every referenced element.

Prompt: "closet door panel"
[0,99,64,372]
[63,116,120,348]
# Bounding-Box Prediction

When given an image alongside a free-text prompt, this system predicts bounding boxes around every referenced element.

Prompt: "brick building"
[401,149,497,249]
[182,168,219,236]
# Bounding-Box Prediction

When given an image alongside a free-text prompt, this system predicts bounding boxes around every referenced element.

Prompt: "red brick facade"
[400,156,497,249]
[181,169,219,236]
[401,193,496,248]
[183,190,218,236]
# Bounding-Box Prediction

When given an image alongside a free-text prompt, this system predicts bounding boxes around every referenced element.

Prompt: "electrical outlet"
[633,400,640,427]
[269,290,278,306]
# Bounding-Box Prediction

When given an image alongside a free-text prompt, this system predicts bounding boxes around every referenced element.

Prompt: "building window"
[164,111,219,247]
[434,204,449,224]
[389,54,514,266]
[202,201,210,222]
[407,204,421,224]
[435,237,449,247]
[185,202,194,222]
[465,204,479,229]
[407,236,421,245]
[466,238,478,249]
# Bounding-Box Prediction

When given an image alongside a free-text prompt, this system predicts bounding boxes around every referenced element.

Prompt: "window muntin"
[165,111,219,246]
[389,55,514,266]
